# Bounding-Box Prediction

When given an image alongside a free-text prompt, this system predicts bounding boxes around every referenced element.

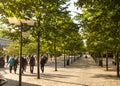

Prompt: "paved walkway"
[0,55,120,86]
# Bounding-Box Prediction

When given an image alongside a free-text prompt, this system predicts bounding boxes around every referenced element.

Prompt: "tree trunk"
[54,36,57,71]
[74,53,75,62]
[106,50,108,71]
[63,49,66,67]
[116,52,119,77]
[37,31,40,79]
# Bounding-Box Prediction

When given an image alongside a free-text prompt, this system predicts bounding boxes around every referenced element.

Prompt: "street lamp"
[8,17,34,86]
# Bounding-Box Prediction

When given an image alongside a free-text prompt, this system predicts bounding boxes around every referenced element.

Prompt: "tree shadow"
[43,73,79,79]
[91,74,120,80]
[2,73,87,86]
[3,78,41,86]
[16,73,37,77]
[0,68,8,74]
[41,73,89,86]
[44,78,89,86]
[105,67,117,72]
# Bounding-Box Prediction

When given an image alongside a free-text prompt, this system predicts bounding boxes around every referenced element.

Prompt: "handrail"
[0,78,7,86]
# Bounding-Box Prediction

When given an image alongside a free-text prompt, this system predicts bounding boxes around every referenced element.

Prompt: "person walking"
[8,57,14,73]
[29,55,35,73]
[40,56,48,73]
[6,55,9,63]
[21,56,25,73]
[13,57,19,74]
[23,57,28,72]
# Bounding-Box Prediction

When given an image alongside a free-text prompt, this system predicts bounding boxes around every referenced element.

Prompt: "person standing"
[8,57,14,73]
[29,55,35,73]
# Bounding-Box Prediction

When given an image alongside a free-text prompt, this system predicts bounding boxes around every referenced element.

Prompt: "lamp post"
[8,17,34,86]
[54,35,57,71]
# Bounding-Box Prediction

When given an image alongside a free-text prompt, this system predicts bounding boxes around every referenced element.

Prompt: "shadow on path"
[16,73,37,77]
[45,78,89,86]
[4,78,41,86]
[91,74,120,80]
[0,68,8,74]
[43,73,79,79]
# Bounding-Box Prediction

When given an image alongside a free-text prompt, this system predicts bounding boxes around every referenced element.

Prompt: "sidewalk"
[0,55,120,86]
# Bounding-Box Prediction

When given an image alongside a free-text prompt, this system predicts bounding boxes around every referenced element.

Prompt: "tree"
[0,0,73,78]
[75,0,120,77]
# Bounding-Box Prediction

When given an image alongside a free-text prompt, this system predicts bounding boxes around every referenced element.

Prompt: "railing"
[0,78,7,86]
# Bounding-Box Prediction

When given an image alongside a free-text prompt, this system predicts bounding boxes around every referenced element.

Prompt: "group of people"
[7,55,48,74]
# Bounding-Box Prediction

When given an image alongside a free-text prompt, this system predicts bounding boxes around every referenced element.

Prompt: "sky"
[67,0,79,18]
[67,0,81,23]
[67,0,87,46]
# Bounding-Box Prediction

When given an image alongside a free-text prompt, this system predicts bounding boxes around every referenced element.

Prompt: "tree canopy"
[0,0,84,55]
[75,0,120,76]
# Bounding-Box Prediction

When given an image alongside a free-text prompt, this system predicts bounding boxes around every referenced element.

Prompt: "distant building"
[0,38,11,47]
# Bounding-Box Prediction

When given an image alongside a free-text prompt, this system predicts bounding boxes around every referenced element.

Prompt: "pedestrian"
[21,56,25,73]
[50,54,53,61]
[23,57,28,72]
[85,55,87,59]
[40,56,48,73]
[6,55,9,63]
[8,57,14,73]
[0,57,5,68]
[29,55,35,73]
[13,57,19,74]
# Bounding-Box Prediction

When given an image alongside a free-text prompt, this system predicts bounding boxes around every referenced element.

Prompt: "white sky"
[67,0,79,18]
[67,0,87,46]
[67,0,82,24]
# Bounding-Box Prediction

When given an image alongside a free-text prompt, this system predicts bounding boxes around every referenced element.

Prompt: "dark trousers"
[41,65,45,73]
[14,65,17,73]
[9,66,12,73]
[30,65,34,73]
[21,66,25,73]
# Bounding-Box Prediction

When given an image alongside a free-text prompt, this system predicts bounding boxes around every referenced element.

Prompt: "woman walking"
[8,57,14,73]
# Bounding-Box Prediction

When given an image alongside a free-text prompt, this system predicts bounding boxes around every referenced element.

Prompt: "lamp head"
[8,17,21,25]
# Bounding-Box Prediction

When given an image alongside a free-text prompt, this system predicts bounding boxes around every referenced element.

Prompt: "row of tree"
[0,1,84,57]
[75,0,120,77]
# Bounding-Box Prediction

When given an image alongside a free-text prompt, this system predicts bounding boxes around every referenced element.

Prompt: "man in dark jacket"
[13,57,19,74]
[21,57,25,73]
[29,55,35,73]
[40,56,48,73]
